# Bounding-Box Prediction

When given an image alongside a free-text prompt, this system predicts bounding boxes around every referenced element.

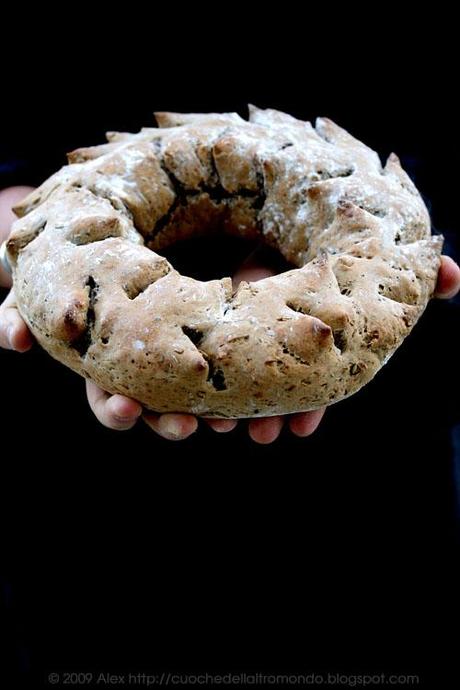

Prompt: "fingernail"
[114,414,137,424]
[158,417,184,440]
[214,420,237,433]
[115,408,142,423]
[7,325,14,347]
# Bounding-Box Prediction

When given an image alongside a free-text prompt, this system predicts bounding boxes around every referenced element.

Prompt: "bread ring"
[6,106,442,418]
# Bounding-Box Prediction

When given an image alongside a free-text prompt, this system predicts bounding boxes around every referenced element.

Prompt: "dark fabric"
[1,58,459,688]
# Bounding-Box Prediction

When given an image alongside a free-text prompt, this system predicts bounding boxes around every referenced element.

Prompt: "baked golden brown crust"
[6,107,442,417]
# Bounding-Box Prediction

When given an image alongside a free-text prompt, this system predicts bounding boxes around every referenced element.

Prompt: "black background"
[1,22,459,688]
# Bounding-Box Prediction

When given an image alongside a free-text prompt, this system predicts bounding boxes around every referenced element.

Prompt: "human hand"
[2,186,460,443]
[0,186,36,351]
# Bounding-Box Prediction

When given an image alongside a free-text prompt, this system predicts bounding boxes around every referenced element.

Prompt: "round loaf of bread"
[6,106,442,418]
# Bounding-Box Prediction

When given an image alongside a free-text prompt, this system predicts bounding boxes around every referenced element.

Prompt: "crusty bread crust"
[6,107,442,417]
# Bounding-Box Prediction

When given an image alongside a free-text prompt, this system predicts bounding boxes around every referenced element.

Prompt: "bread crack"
[71,276,98,357]
[148,154,266,242]
[181,325,205,347]
[206,359,227,391]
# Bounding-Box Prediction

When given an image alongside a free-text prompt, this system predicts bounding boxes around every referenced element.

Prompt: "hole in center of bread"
[156,235,294,284]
